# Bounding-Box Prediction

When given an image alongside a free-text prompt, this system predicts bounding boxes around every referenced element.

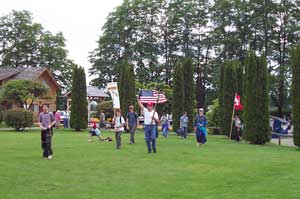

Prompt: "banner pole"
[229,93,236,140]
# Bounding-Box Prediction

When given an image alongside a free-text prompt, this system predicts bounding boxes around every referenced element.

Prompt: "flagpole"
[151,90,161,123]
[229,93,237,140]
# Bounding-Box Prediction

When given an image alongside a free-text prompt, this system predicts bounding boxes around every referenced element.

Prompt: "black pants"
[115,131,122,149]
[41,128,53,157]
[129,124,136,143]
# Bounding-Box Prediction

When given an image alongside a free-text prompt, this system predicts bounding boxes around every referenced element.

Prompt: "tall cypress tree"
[222,61,238,136]
[119,61,136,115]
[218,64,225,133]
[182,58,195,132]
[172,63,184,132]
[291,46,300,147]
[70,67,88,131]
[243,52,270,144]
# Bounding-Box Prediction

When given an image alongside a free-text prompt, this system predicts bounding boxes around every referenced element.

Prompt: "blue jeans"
[181,127,187,139]
[162,124,169,137]
[144,125,157,152]
[196,128,206,144]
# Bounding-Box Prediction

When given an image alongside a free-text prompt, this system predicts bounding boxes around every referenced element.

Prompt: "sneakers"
[47,155,52,160]
[88,139,92,142]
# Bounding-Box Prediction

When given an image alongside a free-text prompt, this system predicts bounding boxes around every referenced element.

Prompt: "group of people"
[38,98,209,160]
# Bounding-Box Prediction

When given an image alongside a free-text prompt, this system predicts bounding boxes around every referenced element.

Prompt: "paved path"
[271,138,295,147]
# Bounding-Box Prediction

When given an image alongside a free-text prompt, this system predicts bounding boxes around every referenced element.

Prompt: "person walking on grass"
[113,109,125,149]
[137,96,160,153]
[232,115,242,142]
[38,105,56,160]
[194,108,208,147]
[160,113,170,138]
[54,110,61,128]
[99,110,106,129]
[126,105,138,144]
[180,111,189,139]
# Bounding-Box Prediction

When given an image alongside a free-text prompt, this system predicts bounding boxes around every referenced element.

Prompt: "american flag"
[139,90,167,104]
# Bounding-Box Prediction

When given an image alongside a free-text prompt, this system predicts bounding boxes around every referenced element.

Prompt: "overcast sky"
[0,0,124,84]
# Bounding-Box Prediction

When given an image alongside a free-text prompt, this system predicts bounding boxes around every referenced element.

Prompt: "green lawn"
[0,129,299,199]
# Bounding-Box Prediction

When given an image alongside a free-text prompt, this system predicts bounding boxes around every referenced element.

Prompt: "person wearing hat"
[137,97,160,153]
[194,108,208,147]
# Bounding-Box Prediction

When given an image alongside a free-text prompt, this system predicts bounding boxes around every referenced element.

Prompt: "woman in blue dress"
[194,108,208,147]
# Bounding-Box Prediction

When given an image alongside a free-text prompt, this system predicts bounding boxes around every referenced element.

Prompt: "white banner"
[106,82,120,109]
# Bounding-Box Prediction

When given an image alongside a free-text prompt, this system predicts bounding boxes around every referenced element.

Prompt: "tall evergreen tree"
[291,46,300,147]
[119,61,136,114]
[182,58,195,132]
[218,63,225,133]
[70,67,88,131]
[243,52,270,144]
[221,61,238,135]
[172,63,184,132]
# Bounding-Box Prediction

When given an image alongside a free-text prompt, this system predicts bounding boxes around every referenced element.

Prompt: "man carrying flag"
[230,93,243,140]
[137,90,167,153]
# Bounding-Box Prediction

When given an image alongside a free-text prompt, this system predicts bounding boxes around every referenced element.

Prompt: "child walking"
[113,109,126,149]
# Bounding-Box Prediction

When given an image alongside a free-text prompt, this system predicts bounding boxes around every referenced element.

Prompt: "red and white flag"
[234,93,243,110]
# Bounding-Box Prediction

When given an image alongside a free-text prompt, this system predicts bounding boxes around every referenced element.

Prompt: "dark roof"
[87,86,109,97]
[0,68,24,81]
[0,67,59,90]
[64,86,109,98]
[13,67,46,80]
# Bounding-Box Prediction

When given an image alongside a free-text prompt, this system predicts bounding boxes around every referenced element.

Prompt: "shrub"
[4,109,33,131]
[206,98,220,128]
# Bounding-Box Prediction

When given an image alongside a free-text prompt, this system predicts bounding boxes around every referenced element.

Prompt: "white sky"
[0,0,124,84]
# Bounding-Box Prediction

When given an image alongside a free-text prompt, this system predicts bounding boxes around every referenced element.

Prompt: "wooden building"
[64,86,109,121]
[0,67,60,117]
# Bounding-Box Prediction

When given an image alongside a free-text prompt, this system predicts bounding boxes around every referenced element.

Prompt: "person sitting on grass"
[194,108,208,147]
[88,117,104,142]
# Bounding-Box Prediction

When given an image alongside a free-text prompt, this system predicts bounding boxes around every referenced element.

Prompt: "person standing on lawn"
[180,111,189,139]
[137,97,160,153]
[126,105,138,144]
[194,108,208,147]
[160,113,170,138]
[99,110,106,129]
[38,105,56,160]
[113,109,126,149]
[54,110,61,128]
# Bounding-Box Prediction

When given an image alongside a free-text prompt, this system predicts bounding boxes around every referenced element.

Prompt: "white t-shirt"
[114,116,125,131]
[143,107,158,125]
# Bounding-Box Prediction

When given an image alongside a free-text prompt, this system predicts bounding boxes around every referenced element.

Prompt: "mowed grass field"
[0,129,300,199]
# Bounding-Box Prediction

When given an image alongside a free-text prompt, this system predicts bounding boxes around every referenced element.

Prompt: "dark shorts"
[90,130,97,136]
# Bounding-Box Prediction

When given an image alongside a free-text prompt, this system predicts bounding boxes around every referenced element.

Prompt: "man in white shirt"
[137,97,160,153]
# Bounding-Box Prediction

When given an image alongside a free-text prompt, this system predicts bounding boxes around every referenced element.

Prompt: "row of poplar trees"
[219,51,270,144]
[172,58,195,133]
[219,49,300,147]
